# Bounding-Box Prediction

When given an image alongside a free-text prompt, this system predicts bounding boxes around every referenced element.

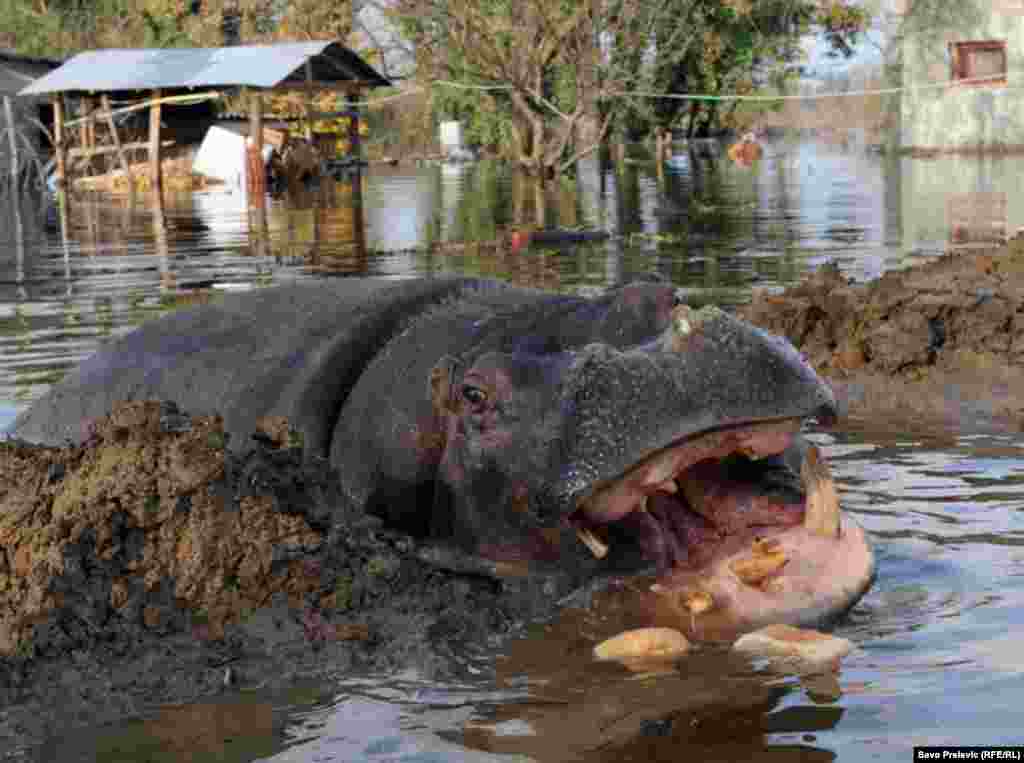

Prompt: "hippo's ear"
[429,355,462,414]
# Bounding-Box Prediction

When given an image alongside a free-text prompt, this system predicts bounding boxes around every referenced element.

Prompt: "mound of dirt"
[740,240,1024,434]
[0,402,537,757]
[0,402,343,659]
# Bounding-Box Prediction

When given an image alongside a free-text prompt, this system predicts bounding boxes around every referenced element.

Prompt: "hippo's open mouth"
[569,418,874,638]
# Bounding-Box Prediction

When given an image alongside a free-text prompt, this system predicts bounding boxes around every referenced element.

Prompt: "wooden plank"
[149,88,162,189]
[305,109,360,121]
[274,81,372,95]
[100,94,132,182]
[66,139,173,159]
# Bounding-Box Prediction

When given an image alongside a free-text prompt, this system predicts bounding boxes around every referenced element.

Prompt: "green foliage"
[610,0,869,138]
[0,0,350,58]
[394,0,868,173]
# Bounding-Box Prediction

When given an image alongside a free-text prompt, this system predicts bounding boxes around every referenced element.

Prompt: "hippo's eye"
[672,289,686,308]
[462,384,488,406]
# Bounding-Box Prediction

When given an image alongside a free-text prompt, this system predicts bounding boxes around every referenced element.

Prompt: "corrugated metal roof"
[19,41,389,96]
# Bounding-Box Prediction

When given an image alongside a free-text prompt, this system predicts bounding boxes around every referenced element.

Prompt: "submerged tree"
[391,0,868,175]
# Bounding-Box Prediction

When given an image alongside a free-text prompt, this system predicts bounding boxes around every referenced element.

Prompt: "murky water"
[5,138,1024,761]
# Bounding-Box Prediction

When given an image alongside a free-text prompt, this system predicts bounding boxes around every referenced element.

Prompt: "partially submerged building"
[897,1,1024,252]
[900,1,1024,153]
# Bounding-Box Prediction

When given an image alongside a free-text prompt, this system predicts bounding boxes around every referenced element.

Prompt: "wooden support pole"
[3,96,18,182]
[53,95,66,188]
[346,92,362,163]
[247,88,266,199]
[149,89,163,190]
[78,99,89,167]
[100,95,132,184]
[304,61,314,142]
[246,87,268,257]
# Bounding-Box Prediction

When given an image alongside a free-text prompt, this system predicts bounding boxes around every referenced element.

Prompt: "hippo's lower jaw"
[571,418,875,640]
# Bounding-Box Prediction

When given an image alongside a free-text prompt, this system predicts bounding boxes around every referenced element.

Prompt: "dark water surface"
[4,138,1024,761]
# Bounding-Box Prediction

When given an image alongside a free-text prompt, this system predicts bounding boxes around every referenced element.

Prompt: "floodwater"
[4,137,1024,761]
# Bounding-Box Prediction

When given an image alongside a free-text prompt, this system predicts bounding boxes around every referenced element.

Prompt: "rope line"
[52,71,1011,120]
[359,71,1007,108]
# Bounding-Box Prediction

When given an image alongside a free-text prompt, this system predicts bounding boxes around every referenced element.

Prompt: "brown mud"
[740,239,1024,440]
[0,402,544,760]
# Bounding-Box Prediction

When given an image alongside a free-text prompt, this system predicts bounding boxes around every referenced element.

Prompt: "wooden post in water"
[152,191,170,290]
[346,90,366,266]
[148,89,163,191]
[101,95,132,186]
[247,88,268,256]
[3,96,18,185]
[53,95,67,188]
[13,191,26,298]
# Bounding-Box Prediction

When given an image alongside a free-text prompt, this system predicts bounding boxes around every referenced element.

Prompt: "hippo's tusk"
[576,526,609,559]
[801,445,841,539]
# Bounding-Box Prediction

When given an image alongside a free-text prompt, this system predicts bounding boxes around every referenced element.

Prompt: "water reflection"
[7,137,1024,430]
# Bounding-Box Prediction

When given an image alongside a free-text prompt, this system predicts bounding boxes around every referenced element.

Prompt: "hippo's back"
[10,277,495,453]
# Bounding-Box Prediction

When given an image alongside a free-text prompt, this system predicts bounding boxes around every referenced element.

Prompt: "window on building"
[950,40,1008,85]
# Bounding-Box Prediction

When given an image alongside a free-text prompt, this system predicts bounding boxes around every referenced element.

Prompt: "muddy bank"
[740,240,1024,436]
[0,402,551,760]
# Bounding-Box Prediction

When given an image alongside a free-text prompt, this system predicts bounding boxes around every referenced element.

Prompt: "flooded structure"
[898,3,1024,251]
[1,49,61,184]
[18,42,390,189]
[900,1,1024,153]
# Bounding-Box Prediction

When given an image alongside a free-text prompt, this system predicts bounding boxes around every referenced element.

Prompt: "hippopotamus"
[11,277,874,638]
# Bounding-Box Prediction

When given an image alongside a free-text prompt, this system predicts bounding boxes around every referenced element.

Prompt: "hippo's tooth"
[576,526,609,559]
[800,445,841,539]
[643,453,678,487]
[638,495,649,512]
[682,589,713,615]
[730,539,788,586]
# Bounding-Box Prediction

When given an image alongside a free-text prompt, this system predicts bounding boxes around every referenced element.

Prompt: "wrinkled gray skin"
[13,277,837,585]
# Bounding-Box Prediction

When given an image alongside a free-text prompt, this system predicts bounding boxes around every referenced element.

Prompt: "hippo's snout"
[548,305,838,520]
[527,308,871,637]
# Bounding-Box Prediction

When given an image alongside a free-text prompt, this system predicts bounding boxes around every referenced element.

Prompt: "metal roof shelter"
[16,41,390,191]
[19,41,389,95]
